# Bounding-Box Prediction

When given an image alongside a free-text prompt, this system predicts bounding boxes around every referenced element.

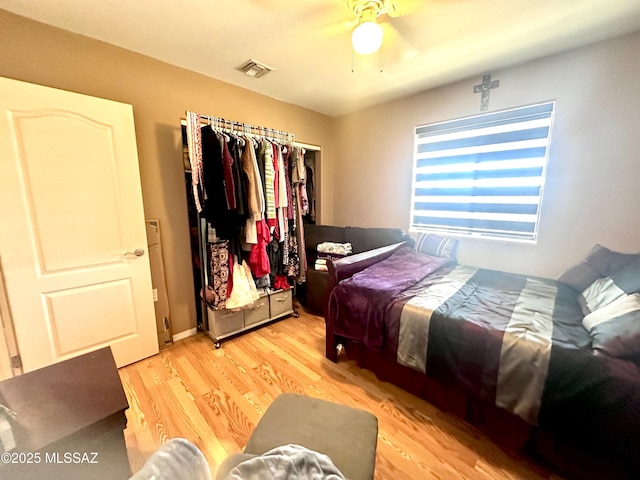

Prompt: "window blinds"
[410,102,555,242]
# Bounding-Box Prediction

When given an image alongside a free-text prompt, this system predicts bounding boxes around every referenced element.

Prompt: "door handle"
[124,248,145,257]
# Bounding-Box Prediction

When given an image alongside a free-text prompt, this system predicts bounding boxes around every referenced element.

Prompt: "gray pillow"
[579,257,640,315]
[583,294,640,364]
[557,244,640,293]
[415,233,458,258]
[610,257,640,294]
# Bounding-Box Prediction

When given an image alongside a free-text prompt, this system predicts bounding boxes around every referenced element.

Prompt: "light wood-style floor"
[119,306,562,480]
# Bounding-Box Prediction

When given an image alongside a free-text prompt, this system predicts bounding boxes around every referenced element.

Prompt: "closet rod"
[182,113,295,143]
[181,115,321,151]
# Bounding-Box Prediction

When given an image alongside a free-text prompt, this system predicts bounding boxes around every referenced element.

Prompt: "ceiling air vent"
[236,59,275,78]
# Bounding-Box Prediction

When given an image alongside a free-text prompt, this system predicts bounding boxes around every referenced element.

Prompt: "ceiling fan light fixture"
[352,20,383,55]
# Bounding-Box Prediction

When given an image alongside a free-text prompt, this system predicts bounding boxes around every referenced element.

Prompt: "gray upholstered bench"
[216,393,378,480]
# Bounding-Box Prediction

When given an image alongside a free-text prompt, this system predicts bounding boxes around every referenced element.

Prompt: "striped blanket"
[393,264,568,425]
[328,247,640,439]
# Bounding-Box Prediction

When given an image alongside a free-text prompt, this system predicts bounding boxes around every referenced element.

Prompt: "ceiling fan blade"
[383,0,422,18]
[321,17,359,37]
[379,20,420,64]
[383,0,401,17]
[385,12,428,49]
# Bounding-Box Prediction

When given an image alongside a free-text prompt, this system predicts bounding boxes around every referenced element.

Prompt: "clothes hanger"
[244,123,256,148]
[219,118,230,143]
[231,121,245,147]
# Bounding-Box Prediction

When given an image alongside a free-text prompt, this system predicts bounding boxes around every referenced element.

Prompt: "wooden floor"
[119,306,562,480]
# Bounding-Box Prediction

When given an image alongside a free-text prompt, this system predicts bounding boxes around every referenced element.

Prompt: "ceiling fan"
[347,0,407,55]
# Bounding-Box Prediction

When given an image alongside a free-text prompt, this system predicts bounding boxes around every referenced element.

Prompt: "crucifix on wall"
[474,74,499,111]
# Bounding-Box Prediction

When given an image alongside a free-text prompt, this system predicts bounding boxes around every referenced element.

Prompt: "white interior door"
[0,76,158,372]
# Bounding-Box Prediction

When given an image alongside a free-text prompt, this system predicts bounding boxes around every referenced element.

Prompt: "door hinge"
[10,355,21,370]
[163,317,170,331]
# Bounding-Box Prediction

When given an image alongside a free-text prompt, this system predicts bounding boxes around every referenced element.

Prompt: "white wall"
[332,30,640,278]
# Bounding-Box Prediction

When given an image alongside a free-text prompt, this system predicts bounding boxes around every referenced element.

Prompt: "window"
[410,102,555,242]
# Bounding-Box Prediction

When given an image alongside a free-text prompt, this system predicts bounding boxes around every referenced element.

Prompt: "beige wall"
[333,30,640,278]
[0,10,335,335]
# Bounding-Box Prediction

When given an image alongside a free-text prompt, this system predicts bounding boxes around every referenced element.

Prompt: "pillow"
[582,293,640,363]
[609,257,640,293]
[415,233,458,258]
[557,244,640,293]
[314,258,328,271]
[583,292,640,330]
[317,242,352,257]
[578,257,640,315]
[579,277,626,315]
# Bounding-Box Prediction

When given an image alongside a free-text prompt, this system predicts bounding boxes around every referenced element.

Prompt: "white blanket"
[224,444,345,480]
[317,242,352,256]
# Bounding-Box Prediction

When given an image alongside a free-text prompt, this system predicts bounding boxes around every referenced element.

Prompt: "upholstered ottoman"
[217,393,378,480]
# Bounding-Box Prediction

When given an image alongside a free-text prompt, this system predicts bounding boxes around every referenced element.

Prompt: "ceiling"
[2,0,640,117]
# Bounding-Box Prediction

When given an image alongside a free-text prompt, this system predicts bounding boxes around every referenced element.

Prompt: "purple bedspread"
[327,248,640,476]
[328,246,451,349]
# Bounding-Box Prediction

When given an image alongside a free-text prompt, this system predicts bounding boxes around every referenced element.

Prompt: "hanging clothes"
[267,237,285,281]
[217,132,237,211]
[186,113,306,292]
[241,137,265,245]
[292,147,309,216]
[248,219,271,278]
[276,145,288,211]
[206,240,230,310]
[270,141,289,242]
[186,112,204,213]
[256,140,267,209]
[228,135,247,219]
[286,219,300,278]
[255,274,271,289]
[273,275,290,291]
[291,147,308,282]
[270,141,281,241]
[282,147,295,221]
[271,142,280,211]
[201,126,231,237]
[201,126,246,260]
[262,140,277,228]
[305,154,316,223]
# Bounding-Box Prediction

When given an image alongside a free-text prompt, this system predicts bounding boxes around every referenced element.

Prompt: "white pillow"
[582,293,640,331]
[579,277,626,314]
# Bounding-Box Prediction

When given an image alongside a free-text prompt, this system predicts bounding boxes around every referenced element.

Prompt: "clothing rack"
[180,114,321,152]
[181,114,296,144]
[183,111,309,345]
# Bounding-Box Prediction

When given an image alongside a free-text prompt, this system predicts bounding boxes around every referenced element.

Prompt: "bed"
[324,241,640,480]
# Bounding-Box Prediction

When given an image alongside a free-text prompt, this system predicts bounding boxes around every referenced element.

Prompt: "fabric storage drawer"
[209,308,244,337]
[244,296,270,327]
[269,289,293,318]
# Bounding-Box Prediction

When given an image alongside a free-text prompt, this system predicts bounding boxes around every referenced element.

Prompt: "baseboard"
[172,327,197,342]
